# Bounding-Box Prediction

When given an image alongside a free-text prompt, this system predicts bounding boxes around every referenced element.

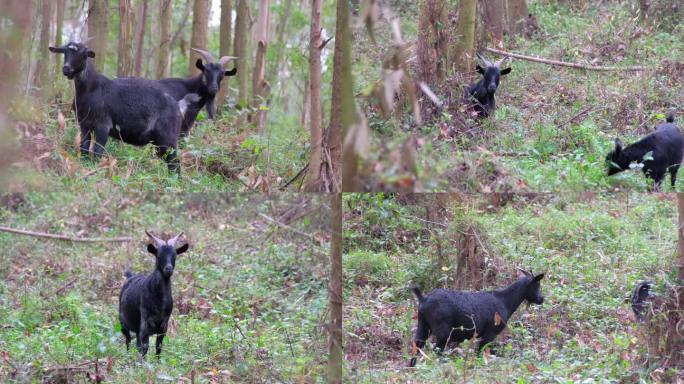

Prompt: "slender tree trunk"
[508,0,528,35]
[215,0,233,113]
[0,0,31,108]
[267,0,292,85]
[189,0,211,75]
[234,0,250,110]
[118,0,134,77]
[87,0,110,71]
[328,193,343,384]
[252,0,271,133]
[335,0,355,192]
[156,0,172,78]
[305,0,323,191]
[416,0,448,85]
[34,0,52,96]
[453,0,477,75]
[134,0,148,77]
[54,0,65,79]
[484,0,505,45]
[678,194,684,280]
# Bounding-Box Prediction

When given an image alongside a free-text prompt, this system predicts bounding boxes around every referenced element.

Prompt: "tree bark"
[234,0,250,109]
[678,194,684,281]
[156,0,172,78]
[328,193,343,384]
[0,0,31,107]
[305,0,323,191]
[508,0,528,35]
[54,0,66,78]
[484,0,505,45]
[251,0,271,133]
[118,0,134,77]
[88,0,110,71]
[34,0,53,96]
[332,0,353,192]
[189,0,211,75]
[452,0,477,75]
[416,0,448,85]
[134,0,148,77]
[215,0,233,113]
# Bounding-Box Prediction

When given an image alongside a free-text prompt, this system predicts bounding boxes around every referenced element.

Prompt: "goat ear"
[87,50,96,58]
[147,244,157,255]
[49,46,65,53]
[614,138,623,154]
[225,67,237,77]
[532,273,545,282]
[500,67,512,75]
[176,243,189,255]
[476,65,485,74]
[195,59,205,71]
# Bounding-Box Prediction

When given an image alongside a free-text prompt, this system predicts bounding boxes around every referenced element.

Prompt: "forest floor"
[0,191,330,382]
[343,192,681,382]
[353,0,684,192]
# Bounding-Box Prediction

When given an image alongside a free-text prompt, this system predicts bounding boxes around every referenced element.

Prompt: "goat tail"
[666,111,675,123]
[124,269,134,280]
[411,285,425,303]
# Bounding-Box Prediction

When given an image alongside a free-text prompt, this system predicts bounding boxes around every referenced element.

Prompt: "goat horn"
[476,53,493,67]
[191,47,215,63]
[494,56,510,68]
[82,36,95,45]
[167,231,184,247]
[145,230,166,247]
[516,267,532,276]
[218,56,239,67]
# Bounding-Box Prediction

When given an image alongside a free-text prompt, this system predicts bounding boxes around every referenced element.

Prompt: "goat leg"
[92,124,111,157]
[155,333,164,358]
[121,328,131,350]
[79,126,92,157]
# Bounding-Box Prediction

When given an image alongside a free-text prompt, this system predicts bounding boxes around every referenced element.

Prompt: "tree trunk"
[508,0,528,35]
[452,0,477,75]
[34,0,52,97]
[189,0,211,75]
[215,0,233,113]
[0,0,31,107]
[305,0,323,192]
[88,0,110,71]
[118,0,134,77]
[328,193,343,384]
[267,0,292,86]
[416,0,448,85]
[484,0,505,45]
[334,0,354,189]
[678,194,684,281]
[134,0,148,77]
[54,0,66,79]
[234,0,250,110]
[251,0,271,133]
[156,0,172,78]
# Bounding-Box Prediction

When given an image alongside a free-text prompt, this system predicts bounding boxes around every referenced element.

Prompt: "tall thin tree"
[156,0,172,78]
[507,0,528,35]
[189,0,211,75]
[335,0,355,192]
[234,0,250,110]
[453,0,477,75]
[134,0,149,77]
[484,0,505,45]
[251,0,271,133]
[306,0,323,191]
[87,0,109,71]
[328,193,343,384]
[54,0,66,78]
[34,0,53,96]
[215,0,233,113]
[118,0,134,77]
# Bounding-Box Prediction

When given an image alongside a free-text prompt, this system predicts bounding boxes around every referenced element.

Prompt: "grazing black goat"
[119,231,188,358]
[49,41,184,172]
[157,48,238,137]
[631,281,652,322]
[409,270,545,367]
[463,54,512,118]
[606,113,683,189]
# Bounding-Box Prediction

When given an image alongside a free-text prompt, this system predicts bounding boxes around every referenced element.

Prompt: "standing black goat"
[157,48,238,137]
[119,231,188,358]
[409,269,545,367]
[49,41,184,172]
[463,54,512,118]
[606,113,683,189]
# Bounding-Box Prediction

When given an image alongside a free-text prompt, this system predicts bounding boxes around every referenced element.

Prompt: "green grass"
[343,192,681,382]
[0,191,330,382]
[354,0,684,192]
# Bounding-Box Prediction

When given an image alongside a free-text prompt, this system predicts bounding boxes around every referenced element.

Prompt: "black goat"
[118,231,188,358]
[49,41,184,172]
[463,54,512,118]
[157,48,238,137]
[409,270,545,367]
[631,281,652,322]
[606,113,683,189]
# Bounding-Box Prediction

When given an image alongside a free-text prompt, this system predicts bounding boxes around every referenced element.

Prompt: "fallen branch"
[484,47,648,71]
[258,213,317,242]
[0,226,133,242]
[280,163,308,191]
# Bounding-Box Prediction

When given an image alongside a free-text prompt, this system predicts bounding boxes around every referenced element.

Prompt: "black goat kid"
[158,48,238,137]
[49,41,184,172]
[464,54,512,118]
[409,270,544,367]
[119,231,188,358]
[606,113,683,189]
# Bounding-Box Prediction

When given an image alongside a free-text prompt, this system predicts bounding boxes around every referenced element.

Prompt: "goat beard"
[205,98,216,119]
